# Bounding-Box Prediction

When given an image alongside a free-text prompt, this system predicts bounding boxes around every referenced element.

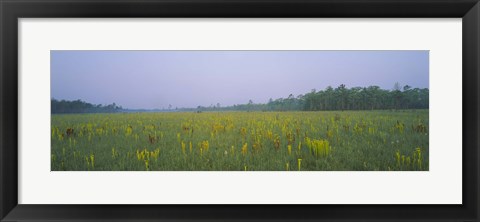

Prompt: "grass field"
[51,110,428,171]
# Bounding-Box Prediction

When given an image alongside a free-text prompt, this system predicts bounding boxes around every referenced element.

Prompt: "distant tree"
[393,82,403,110]
[51,99,123,114]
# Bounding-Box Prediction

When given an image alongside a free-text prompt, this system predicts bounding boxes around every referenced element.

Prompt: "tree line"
[282,83,428,111]
[51,99,123,114]
[52,83,428,113]
[192,83,428,112]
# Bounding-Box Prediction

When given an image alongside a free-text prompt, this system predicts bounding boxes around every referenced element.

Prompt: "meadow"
[51,110,428,171]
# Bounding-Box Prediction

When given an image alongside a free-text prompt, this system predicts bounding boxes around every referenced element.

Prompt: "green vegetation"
[51,110,429,171]
[192,84,428,112]
[51,99,122,114]
[51,84,428,113]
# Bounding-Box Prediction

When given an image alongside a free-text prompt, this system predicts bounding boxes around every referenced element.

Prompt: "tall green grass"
[51,110,429,171]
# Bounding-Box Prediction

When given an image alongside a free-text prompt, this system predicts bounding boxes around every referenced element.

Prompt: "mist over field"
[51,50,428,110]
[51,50,429,171]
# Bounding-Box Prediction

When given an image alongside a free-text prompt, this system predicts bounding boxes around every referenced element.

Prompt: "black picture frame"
[1,0,479,221]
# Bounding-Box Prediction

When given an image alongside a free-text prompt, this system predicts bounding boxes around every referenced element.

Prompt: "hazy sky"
[51,50,429,109]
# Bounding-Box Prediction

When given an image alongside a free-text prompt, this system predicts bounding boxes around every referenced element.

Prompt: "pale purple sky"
[51,51,429,109]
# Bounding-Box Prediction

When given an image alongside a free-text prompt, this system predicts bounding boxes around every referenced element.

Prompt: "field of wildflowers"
[51,110,428,171]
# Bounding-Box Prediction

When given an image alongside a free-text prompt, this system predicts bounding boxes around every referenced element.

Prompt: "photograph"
[50,50,429,171]
[3,0,477,220]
